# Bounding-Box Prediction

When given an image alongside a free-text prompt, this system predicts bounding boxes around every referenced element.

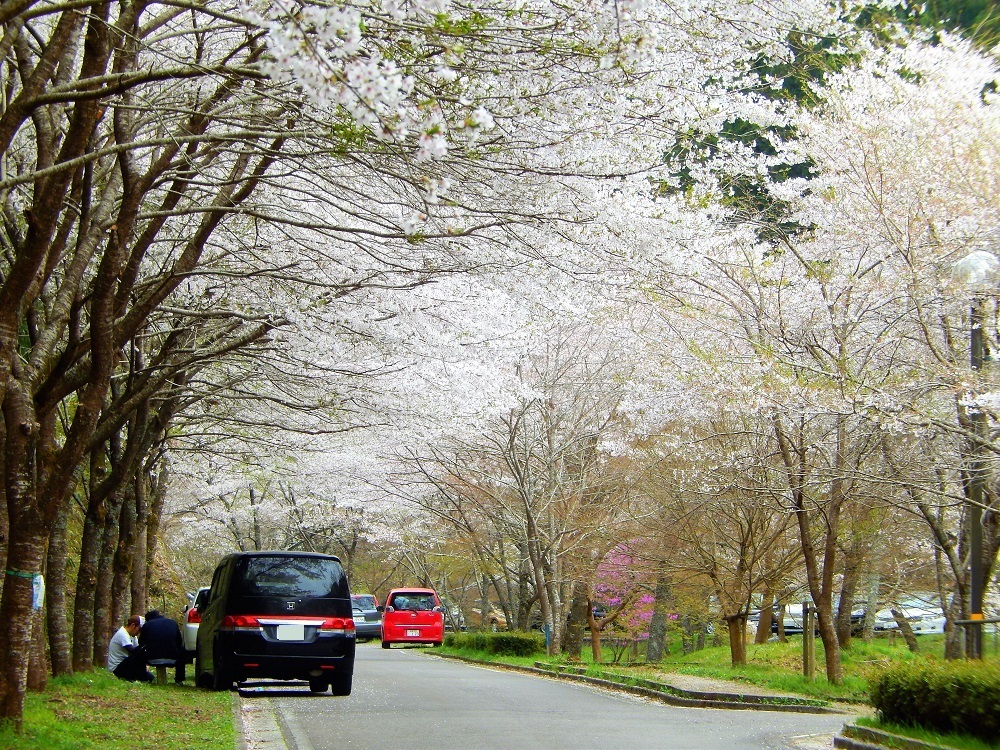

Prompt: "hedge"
[868,659,1000,743]
[443,630,545,657]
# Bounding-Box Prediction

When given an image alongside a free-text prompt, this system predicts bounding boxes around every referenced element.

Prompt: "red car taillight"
[221,614,261,630]
[319,617,356,635]
[187,608,201,624]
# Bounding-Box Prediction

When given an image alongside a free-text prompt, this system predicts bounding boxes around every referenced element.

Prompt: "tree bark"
[131,472,150,617]
[26,611,46,692]
[836,547,861,648]
[754,589,774,645]
[646,576,672,661]
[72,447,108,673]
[891,609,919,653]
[92,487,125,669]
[564,580,588,661]
[727,614,747,666]
[46,500,73,677]
[111,482,139,628]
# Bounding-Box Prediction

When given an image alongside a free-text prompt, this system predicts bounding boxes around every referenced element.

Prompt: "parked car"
[351,594,381,641]
[468,605,507,631]
[749,605,864,636]
[195,550,355,694]
[380,588,444,648]
[439,599,466,631]
[183,586,211,659]
[873,600,947,634]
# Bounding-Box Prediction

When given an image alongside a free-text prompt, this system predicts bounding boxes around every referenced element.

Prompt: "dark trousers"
[176,656,186,684]
[112,651,153,682]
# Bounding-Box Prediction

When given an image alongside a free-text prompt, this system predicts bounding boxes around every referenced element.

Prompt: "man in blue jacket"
[140,609,186,683]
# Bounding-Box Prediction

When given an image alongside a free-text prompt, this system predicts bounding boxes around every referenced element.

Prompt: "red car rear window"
[389,593,437,611]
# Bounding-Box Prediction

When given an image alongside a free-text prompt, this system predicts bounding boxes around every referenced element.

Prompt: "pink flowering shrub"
[593,544,655,642]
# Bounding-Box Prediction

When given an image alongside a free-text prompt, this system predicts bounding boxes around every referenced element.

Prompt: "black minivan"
[196,551,356,694]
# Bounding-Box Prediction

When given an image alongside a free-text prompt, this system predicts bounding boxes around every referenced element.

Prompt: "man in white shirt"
[108,615,153,682]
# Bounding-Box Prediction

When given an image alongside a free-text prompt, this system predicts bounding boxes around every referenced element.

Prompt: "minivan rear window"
[236,556,348,598]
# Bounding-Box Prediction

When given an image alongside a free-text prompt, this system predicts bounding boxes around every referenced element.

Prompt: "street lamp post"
[952,250,1000,659]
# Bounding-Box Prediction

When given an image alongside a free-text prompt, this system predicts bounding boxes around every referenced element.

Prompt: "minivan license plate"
[406,629,419,637]
[277,624,305,641]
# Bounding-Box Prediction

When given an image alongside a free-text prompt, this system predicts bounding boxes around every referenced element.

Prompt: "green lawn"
[0,671,234,750]
[440,629,1000,748]
[557,630,1000,704]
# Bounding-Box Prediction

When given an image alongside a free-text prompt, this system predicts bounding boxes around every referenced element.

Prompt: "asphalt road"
[238,643,851,750]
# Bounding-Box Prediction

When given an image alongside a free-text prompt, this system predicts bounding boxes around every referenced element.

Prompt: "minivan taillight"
[187,608,201,624]
[319,617,356,635]
[221,614,261,630]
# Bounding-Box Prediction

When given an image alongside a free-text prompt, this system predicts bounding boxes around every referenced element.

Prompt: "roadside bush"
[444,630,544,657]
[488,632,545,657]
[869,659,1000,743]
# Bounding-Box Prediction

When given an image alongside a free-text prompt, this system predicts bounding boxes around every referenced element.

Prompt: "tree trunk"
[755,589,774,645]
[72,449,107,673]
[727,615,747,666]
[861,574,879,641]
[815,604,841,681]
[0,386,49,729]
[111,482,138,628]
[144,466,169,599]
[46,500,73,677]
[0,528,47,730]
[564,580,588,661]
[93,481,127,669]
[588,603,603,664]
[836,550,861,648]
[0,421,6,600]
[131,472,150,616]
[26,611,47,692]
[646,576,672,661]
[891,609,919,653]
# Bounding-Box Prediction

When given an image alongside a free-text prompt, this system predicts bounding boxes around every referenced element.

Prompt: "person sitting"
[108,615,153,682]
[140,609,186,684]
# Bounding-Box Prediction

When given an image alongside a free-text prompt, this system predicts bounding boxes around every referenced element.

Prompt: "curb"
[834,724,962,750]
[526,666,840,714]
[535,662,835,712]
[433,653,841,714]
[233,693,247,750]
[238,694,291,750]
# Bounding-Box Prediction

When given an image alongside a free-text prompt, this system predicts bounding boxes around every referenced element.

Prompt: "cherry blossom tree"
[629,29,1000,679]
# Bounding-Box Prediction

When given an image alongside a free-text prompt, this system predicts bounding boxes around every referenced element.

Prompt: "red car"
[380,588,444,648]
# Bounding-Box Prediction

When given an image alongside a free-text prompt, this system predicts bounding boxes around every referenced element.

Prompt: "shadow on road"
[237,680,329,698]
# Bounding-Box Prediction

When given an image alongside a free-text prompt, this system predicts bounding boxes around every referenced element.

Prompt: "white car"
[183,586,211,658]
[873,600,947,634]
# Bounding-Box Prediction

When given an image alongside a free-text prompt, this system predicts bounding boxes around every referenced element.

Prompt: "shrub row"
[868,659,1000,743]
[443,630,545,657]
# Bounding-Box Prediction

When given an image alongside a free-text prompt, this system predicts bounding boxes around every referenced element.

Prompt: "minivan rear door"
[229,555,352,655]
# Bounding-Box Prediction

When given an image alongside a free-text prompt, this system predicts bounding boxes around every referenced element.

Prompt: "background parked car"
[748,605,864,636]
[873,598,947,634]
[439,599,466,631]
[351,594,382,641]
[468,606,507,631]
[183,586,211,659]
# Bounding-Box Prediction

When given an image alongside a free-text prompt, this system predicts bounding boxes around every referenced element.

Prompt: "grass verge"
[0,671,234,750]
[535,631,997,704]
[852,717,997,750]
